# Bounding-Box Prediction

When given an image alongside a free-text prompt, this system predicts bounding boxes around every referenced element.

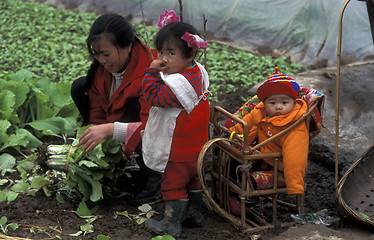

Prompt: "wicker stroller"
[197,87,325,233]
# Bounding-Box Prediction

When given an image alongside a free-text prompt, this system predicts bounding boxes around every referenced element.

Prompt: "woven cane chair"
[197,87,324,233]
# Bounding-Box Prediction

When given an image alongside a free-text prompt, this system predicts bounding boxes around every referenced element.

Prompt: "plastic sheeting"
[46,0,374,67]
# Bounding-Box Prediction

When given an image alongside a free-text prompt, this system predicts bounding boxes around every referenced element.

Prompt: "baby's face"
[264,94,296,117]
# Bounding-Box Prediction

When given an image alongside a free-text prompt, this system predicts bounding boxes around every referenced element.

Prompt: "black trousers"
[71,76,90,124]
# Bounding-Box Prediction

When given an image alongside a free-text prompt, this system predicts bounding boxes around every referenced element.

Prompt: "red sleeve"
[143,68,182,108]
[87,67,109,125]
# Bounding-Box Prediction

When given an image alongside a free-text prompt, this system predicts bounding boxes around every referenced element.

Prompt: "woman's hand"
[77,123,114,151]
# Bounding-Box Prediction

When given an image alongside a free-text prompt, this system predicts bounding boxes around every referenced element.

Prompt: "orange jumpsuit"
[229,99,309,194]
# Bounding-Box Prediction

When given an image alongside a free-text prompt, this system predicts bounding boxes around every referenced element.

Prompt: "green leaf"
[97,234,110,240]
[0,90,16,120]
[151,235,176,240]
[0,216,7,226]
[2,128,42,152]
[11,182,29,193]
[43,186,52,197]
[0,191,7,202]
[115,211,131,220]
[80,222,94,234]
[92,158,110,169]
[358,211,370,220]
[18,128,43,149]
[44,81,73,108]
[70,163,104,202]
[6,191,18,203]
[0,179,8,186]
[2,80,29,109]
[73,174,91,202]
[0,153,16,176]
[28,116,78,136]
[136,216,147,225]
[0,120,11,143]
[146,211,155,219]
[56,192,65,203]
[8,222,19,231]
[19,168,28,182]
[30,176,52,189]
[90,171,104,181]
[76,201,91,217]
[17,156,37,171]
[8,69,35,83]
[79,160,99,168]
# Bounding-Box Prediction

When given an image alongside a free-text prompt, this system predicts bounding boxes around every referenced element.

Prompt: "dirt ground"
[0,148,373,240]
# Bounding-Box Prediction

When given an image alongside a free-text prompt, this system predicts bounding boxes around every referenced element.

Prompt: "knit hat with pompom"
[257,66,299,102]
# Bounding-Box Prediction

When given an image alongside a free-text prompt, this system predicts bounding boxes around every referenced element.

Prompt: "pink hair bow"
[181,32,208,51]
[157,9,180,28]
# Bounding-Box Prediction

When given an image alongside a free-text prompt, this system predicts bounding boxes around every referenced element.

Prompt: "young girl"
[142,21,210,236]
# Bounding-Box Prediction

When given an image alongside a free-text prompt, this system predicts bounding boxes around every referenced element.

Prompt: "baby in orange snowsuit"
[229,68,309,194]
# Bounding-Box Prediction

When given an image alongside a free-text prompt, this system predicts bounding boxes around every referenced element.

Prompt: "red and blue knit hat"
[257,66,299,102]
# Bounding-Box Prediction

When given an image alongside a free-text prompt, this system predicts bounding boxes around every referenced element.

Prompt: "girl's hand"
[150,59,167,71]
[77,123,114,151]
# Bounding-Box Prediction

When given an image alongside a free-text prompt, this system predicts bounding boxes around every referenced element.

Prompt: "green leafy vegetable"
[0,69,79,154]
[0,153,16,176]
[46,126,123,215]
[0,216,19,234]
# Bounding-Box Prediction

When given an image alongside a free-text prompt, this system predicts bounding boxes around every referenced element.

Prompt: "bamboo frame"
[336,0,352,197]
[197,101,320,232]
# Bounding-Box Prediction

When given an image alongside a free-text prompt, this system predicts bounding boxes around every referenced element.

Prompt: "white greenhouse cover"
[61,0,374,67]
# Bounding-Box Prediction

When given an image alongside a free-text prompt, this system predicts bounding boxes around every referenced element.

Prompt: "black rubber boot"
[183,190,204,227]
[127,156,162,206]
[145,199,188,237]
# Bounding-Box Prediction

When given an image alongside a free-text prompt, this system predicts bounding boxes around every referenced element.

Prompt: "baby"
[229,67,309,195]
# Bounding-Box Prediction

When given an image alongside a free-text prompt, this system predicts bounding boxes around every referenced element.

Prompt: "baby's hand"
[150,59,167,71]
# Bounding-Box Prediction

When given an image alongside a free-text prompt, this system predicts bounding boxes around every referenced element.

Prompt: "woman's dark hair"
[85,14,135,91]
[154,21,198,59]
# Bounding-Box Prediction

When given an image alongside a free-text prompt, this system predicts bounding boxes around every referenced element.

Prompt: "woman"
[70,13,161,206]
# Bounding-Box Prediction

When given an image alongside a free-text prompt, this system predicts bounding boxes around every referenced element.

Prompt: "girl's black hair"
[85,14,135,91]
[154,21,198,59]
